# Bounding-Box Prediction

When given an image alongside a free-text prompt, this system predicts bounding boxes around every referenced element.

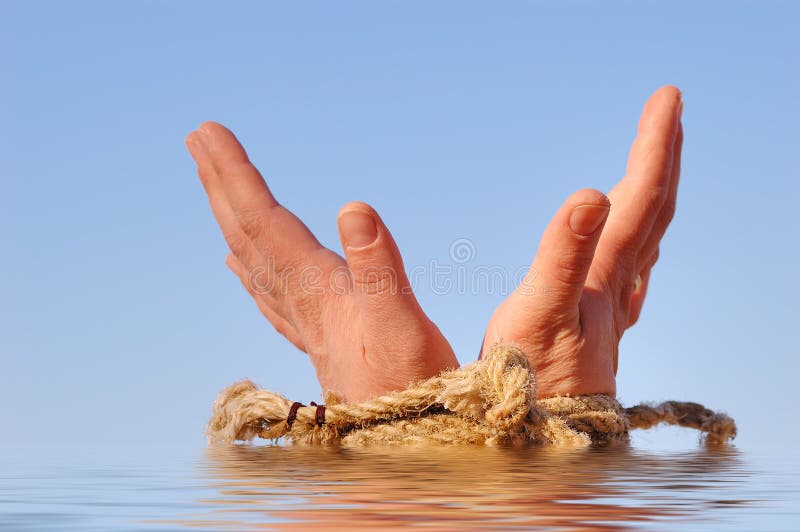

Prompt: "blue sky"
[1,1,797,456]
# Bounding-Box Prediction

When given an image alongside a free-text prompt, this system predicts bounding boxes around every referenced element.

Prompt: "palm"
[305,258,454,401]
[483,276,618,397]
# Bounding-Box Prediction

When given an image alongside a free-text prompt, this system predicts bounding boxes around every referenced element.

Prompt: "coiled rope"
[208,345,736,446]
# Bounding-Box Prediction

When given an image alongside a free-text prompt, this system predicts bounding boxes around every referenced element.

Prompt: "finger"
[594,86,683,297]
[191,122,345,330]
[636,120,683,273]
[225,253,306,352]
[627,247,659,328]
[512,188,610,330]
[186,130,292,320]
[195,121,341,293]
[336,202,453,370]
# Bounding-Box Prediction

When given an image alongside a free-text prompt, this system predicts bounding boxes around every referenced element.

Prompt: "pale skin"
[186,86,683,402]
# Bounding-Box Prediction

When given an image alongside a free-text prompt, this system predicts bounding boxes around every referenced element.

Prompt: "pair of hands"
[186,86,684,403]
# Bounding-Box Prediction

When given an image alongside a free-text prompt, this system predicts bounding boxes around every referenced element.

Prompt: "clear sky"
[1,1,797,457]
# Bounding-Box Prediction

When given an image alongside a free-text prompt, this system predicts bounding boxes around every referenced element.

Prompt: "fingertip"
[646,86,683,121]
[566,188,611,209]
[647,86,682,113]
[559,189,610,236]
[185,130,200,146]
[337,200,376,222]
[198,120,226,136]
[197,121,240,152]
[185,129,211,154]
[656,85,682,101]
[338,201,379,250]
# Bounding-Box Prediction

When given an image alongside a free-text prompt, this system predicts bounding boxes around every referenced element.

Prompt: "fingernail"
[569,204,609,236]
[339,209,378,249]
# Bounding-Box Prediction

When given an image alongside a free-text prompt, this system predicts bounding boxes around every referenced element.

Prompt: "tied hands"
[186,86,684,403]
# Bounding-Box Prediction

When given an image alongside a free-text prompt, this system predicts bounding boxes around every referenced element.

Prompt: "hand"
[481,86,684,398]
[186,123,457,402]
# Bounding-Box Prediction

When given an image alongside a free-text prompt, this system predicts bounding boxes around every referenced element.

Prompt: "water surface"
[1,440,798,530]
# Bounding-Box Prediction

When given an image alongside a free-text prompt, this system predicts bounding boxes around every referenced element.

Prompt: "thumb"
[337,202,448,363]
[515,188,610,329]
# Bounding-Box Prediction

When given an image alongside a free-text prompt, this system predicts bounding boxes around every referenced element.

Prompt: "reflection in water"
[180,443,749,530]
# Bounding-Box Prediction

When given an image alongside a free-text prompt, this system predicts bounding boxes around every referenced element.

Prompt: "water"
[1,438,798,531]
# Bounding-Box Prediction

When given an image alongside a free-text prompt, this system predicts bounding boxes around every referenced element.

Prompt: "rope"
[207,345,736,446]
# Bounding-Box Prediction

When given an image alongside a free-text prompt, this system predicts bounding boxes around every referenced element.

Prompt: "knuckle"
[644,248,660,272]
[271,320,289,338]
[223,231,250,257]
[608,239,639,269]
[287,291,322,328]
[661,198,677,224]
[644,183,669,208]
[236,207,270,241]
[552,251,594,281]
[627,310,641,328]
[652,247,661,264]
[352,265,399,296]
